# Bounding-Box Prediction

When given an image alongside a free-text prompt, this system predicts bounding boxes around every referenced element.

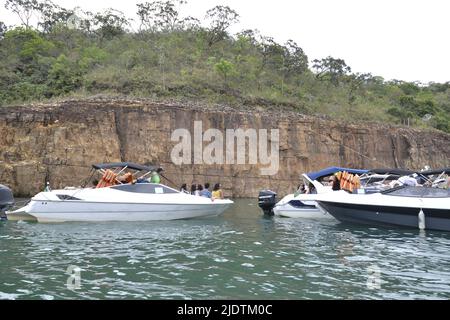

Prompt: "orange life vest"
[96,169,118,188]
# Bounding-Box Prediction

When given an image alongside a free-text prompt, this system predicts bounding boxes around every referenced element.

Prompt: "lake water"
[1,199,450,300]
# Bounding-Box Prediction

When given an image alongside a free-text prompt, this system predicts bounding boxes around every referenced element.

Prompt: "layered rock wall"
[1,99,449,197]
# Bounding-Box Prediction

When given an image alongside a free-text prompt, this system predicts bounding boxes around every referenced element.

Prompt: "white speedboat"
[6,163,233,223]
[314,186,450,231]
[260,166,450,225]
[264,167,369,219]
[272,193,329,219]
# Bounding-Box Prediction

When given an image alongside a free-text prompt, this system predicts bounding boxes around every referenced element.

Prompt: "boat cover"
[370,168,416,175]
[306,167,369,181]
[92,162,160,172]
[419,168,450,176]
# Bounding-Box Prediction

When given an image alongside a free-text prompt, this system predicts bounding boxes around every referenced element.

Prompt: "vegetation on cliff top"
[0,0,449,132]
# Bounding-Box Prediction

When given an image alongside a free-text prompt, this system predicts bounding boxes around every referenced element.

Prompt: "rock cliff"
[1,98,449,197]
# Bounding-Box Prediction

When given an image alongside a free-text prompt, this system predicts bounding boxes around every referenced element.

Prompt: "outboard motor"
[0,184,14,220]
[258,190,277,216]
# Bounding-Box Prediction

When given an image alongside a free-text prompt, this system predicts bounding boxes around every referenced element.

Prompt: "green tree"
[433,114,450,133]
[427,81,450,93]
[4,0,43,28]
[93,8,130,39]
[235,29,259,46]
[283,40,308,77]
[78,46,107,72]
[415,99,437,117]
[398,81,420,95]
[214,58,234,85]
[47,54,81,95]
[136,0,196,32]
[75,8,95,33]
[205,5,239,47]
[312,56,351,86]
[3,27,54,77]
[0,21,7,39]
[257,36,285,76]
[399,95,416,109]
[39,2,75,33]
[347,72,372,105]
[387,106,414,124]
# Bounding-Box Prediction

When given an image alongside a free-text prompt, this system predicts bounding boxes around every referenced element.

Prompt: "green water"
[1,199,450,300]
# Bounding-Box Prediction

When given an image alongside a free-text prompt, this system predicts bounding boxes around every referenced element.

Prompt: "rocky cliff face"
[1,99,449,197]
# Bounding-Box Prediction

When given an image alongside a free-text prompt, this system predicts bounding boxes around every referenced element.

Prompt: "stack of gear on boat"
[96,170,135,188]
[334,171,361,193]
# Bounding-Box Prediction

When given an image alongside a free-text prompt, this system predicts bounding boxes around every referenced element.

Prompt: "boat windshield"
[383,186,450,198]
[111,183,179,194]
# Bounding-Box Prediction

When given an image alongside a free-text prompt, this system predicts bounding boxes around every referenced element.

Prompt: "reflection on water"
[1,199,450,299]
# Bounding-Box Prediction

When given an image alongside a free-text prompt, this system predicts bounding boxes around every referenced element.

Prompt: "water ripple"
[1,199,450,299]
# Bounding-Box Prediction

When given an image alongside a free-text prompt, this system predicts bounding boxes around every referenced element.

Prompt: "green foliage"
[78,46,107,71]
[214,58,234,83]
[398,95,438,117]
[205,5,239,47]
[433,114,450,132]
[10,81,47,101]
[47,54,82,95]
[39,4,74,33]
[283,40,308,77]
[136,1,197,32]
[19,31,54,61]
[1,0,449,133]
[4,0,44,29]
[0,21,7,38]
[1,27,55,83]
[398,81,420,95]
[312,56,351,86]
[93,9,129,39]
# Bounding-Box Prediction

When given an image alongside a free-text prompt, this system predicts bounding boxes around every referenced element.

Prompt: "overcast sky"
[1,0,449,83]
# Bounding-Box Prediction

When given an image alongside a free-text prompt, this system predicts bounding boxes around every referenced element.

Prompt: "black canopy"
[419,168,450,176]
[369,168,416,176]
[92,162,160,172]
[370,167,450,178]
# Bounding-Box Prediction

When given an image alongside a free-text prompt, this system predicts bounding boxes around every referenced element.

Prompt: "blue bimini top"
[305,167,369,181]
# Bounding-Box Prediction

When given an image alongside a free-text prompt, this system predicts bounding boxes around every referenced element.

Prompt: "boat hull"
[7,200,233,222]
[318,201,450,231]
[273,203,332,219]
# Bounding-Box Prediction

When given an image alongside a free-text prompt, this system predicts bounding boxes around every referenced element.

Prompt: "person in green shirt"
[149,168,163,184]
